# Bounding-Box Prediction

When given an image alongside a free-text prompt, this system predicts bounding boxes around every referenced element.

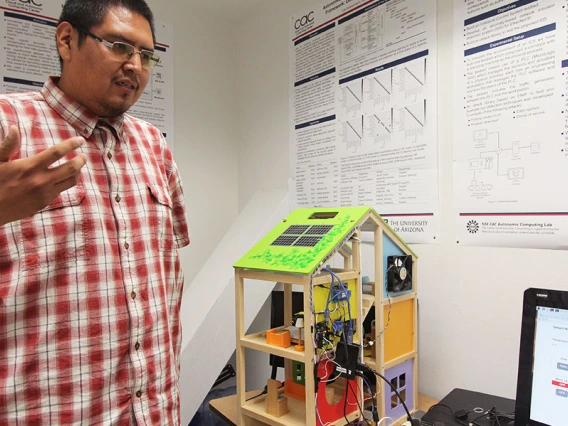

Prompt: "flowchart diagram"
[466,129,540,192]
[339,6,385,62]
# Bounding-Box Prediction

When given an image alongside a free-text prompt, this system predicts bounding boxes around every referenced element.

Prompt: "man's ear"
[55,22,75,62]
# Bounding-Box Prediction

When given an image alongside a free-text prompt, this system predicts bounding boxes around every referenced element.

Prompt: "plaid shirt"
[0,77,190,425]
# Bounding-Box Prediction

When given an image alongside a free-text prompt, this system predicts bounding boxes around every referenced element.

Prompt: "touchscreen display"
[530,306,568,425]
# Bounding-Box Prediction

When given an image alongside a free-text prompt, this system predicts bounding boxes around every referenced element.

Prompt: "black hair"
[57,0,156,65]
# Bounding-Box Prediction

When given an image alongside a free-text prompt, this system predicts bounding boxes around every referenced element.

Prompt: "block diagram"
[466,129,540,192]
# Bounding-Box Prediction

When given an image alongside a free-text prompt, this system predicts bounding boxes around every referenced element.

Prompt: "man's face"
[60,6,154,117]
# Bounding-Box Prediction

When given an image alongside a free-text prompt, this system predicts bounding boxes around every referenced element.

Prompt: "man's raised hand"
[0,125,87,226]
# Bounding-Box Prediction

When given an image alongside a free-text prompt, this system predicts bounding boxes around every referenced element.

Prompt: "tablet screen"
[529,306,568,424]
[515,288,568,426]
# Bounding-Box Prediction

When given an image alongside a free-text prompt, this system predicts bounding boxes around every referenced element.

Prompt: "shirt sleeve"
[162,136,190,249]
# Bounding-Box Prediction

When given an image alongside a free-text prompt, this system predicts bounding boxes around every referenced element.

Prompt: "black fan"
[387,255,413,293]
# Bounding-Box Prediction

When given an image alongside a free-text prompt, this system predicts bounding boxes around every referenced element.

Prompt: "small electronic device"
[334,341,360,380]
[387,255,413,293]
[514,287,568,426]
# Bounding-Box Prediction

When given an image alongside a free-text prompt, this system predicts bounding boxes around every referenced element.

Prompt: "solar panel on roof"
[282,225,310,235]
[305,225,334,235]
[271,224,334,247]
[270,236,299,246]
[293,236,322,247]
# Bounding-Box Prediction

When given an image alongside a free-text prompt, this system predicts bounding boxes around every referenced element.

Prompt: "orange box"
[266,328,291,348]
[284,378,305,401]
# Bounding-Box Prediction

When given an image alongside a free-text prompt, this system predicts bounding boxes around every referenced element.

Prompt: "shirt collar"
[41,77,124,138]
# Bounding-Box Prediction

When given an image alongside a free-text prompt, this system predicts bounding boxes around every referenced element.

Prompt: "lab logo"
[295,12,314,29]
[466,220,479,234]
[5,0,43,11]
[5,0,42,5]
[294,11,315,35]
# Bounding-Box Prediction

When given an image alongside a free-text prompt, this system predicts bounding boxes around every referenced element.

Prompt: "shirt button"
[135,342,140,350]
[131,291,136,299]
[115,195,121,203]
[124,242,129,250]
[83,128,89,134]
[107,152,112,160]
[136,390,142,398]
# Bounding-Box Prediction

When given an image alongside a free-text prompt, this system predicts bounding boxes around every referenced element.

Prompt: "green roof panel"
[234,207,373,274]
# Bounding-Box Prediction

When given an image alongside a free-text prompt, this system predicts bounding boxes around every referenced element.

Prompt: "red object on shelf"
[316,358,359,423]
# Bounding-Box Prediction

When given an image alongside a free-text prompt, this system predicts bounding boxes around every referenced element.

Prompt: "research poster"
[289,0,439,244]
[454,0,568,249]
[0,0,175,148]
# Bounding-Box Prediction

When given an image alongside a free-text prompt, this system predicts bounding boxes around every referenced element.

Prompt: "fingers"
[0,125,21,162]
[31,136,86,169]
[52,173,84,195]
[50,153,87,188]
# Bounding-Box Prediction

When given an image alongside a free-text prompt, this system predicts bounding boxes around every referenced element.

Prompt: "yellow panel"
[312,278,359,347]
[384,298,414,363]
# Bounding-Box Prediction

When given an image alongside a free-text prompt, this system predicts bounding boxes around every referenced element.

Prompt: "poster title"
[323,0,358,14]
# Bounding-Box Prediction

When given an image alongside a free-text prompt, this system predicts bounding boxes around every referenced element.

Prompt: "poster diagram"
[464,130,541,195]
[363,109,393,148]
[338,118,364,153]
[338,80,363,119]
[394,58,426,104]
[363,70,393,112]
[339,6,385,62]
[342,56,428,150]
[395,101,426,143]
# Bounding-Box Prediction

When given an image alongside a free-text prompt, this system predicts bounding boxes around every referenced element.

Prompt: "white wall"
[233,0,568,402]
[147,0,240,287]
[235,1,301,210]
[144,2,242,417]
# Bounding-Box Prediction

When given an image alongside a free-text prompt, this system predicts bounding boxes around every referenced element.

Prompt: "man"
[0,0,189,424]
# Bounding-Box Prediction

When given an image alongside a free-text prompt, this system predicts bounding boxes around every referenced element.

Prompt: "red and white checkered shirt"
[0,77,190,425]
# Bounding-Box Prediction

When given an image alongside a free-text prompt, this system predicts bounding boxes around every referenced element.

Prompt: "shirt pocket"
[21,183,92,270]
[147,184,175,252]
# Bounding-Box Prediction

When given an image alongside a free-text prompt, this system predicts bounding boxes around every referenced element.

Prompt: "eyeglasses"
[82,30,160,69]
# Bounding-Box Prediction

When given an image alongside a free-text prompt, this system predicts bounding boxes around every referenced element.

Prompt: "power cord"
[245,381,284,402]
[470,406,514,426]
[363,267,393,350]
[425,403,514,426]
